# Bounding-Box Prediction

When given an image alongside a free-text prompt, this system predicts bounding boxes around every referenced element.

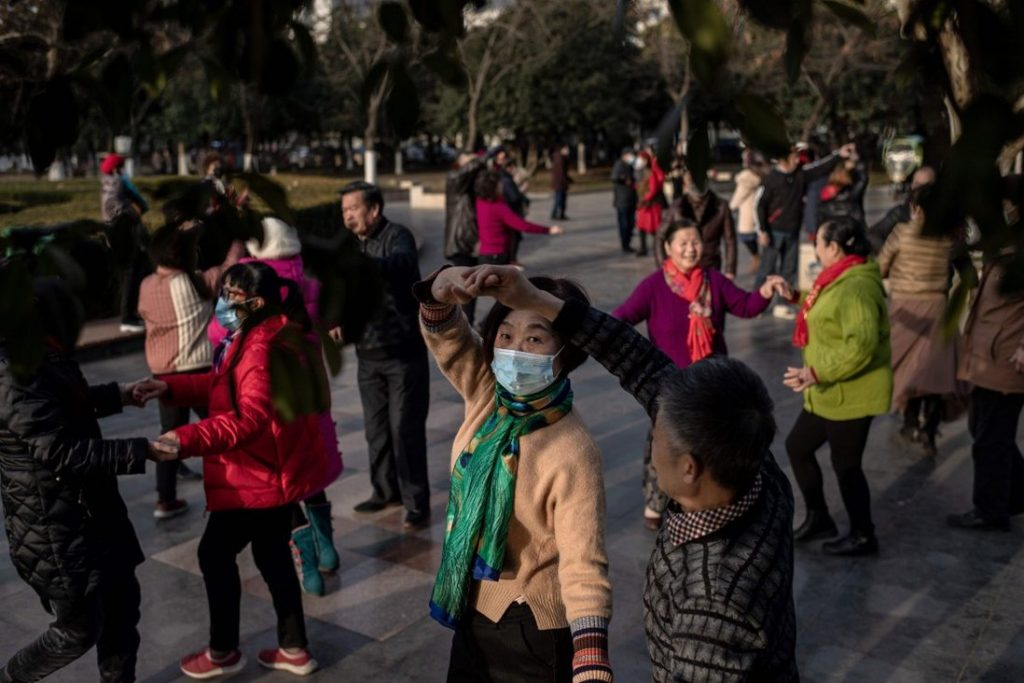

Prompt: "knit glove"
[570,616,613,682]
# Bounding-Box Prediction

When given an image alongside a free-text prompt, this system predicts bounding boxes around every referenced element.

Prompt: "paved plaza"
[2,186,1023,682]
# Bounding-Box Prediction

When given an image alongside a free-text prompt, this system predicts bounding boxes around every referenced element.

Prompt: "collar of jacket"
[362,216,390,243]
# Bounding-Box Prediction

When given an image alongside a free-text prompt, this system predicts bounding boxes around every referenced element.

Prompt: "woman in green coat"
[782,217,892,556]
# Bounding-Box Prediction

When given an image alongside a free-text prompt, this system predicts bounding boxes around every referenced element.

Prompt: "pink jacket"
[475,198,551,256]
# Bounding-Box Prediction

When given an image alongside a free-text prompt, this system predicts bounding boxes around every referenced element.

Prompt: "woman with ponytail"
[782,216,892,557]
[613,218,791,529]
[136,261,334,678]
[414,266,612,682]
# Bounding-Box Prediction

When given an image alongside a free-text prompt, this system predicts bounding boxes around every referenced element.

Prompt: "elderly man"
[449,264,798,682]
[340,181,430,530]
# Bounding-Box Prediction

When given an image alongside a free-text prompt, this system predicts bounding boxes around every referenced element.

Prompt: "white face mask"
[491,347,561,396]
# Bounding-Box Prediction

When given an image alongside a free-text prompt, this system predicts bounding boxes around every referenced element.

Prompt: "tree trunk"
[240,85,256,171]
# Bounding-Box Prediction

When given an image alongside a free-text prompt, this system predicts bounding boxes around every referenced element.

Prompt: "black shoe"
[635,249,648,257]
[403,510,431,531]
[353,497,401,513]
[177,462,203,481]
[621,246,635,254]
[794,510,838,542]
[822,531,878,556]
[947,509,1011,531]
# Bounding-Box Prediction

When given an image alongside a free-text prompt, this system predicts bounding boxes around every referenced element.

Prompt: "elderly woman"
[414,265,613,682]
[783,217,892,557]
[614,218,790,528]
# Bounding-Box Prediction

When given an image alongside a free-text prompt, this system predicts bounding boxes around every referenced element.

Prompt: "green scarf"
[429,378,573,628]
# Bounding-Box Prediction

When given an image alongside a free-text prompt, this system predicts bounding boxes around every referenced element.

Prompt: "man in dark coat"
[444,151,489,323]
[0,277,161,682]
[611,148,638,253]
[550,144,572,221]
[674,168,737,277]
[341,181,431,531]
[868,166,935,252]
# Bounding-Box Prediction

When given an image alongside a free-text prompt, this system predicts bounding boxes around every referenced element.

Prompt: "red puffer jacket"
[162,314,333,511]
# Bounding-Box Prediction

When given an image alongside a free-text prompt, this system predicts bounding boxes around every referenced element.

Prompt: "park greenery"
[0,0,1021,411]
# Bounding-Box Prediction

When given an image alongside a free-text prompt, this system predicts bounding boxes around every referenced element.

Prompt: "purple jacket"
[612,268,770,367]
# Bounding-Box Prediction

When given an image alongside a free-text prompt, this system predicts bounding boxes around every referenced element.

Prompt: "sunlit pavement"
[2,185,1022,681]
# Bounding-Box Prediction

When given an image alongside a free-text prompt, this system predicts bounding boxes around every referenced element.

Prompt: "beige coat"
[959,253,1024,394]
[729,169,762,235]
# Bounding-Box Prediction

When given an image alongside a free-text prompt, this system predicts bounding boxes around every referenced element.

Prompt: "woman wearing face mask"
[615,218,791,529]
[782,217,891,557]
[413,266,613,682]
[135,262,334,678]
[635,150,665,257]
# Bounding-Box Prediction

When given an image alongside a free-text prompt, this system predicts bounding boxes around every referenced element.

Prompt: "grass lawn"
[0,166,615,230]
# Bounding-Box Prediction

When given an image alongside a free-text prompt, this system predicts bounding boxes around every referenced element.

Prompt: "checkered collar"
[663,473,763,546]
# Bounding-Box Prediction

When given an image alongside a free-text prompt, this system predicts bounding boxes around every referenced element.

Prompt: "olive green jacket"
[802,261,893,420]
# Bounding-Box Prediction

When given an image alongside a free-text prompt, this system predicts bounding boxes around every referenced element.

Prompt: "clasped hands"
[117,378,181,462]
[759,275,794,301]
[431,265,542,310]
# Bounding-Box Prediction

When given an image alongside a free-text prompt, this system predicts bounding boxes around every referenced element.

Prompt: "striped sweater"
[139,251,240,374]
[876,217,953,296]
[551,300,798,682]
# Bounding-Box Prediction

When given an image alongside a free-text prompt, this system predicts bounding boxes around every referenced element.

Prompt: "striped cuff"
[420,302,459,333]
[570,616,612,682]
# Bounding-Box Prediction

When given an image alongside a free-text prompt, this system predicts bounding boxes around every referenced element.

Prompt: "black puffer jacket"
[0,346,147,604]
[356,218,424,360]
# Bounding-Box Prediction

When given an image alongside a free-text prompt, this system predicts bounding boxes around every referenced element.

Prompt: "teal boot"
[290,525,324,596]
[305,502,340,573]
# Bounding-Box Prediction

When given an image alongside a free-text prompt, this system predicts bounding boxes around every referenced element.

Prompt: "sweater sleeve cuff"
[412,265,452,304]
[420,302,459,333]
[551,298,589,338]
[570,616,612,683]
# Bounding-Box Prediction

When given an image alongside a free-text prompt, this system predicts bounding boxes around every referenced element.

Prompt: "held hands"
[760,275,794,301]
[131,378,168,405]
[1011,347,1024,373]
[549,225,564,235]
[464,265,544,312]
[783,366,817,393]
[430,266,476,305]
[148,431,181,462]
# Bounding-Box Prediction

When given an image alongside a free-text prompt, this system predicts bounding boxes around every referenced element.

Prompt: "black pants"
[551,190,567,220]
[478,253,511,266]
[120,246,152,324]
[786,410,875,536]
[904,395,942,438]
[969,387,1024,520]
[157,376,208,502]
[447,604,572,682]
[197,506,307,652]
[616,207,636,251]
[448,254,479,324]
[356,348,430,515]
[4,567,141,682]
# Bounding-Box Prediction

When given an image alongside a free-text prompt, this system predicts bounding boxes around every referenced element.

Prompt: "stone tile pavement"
[1,186,1023,681]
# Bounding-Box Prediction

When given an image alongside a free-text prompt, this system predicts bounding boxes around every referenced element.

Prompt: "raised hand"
[760,275,794,301]
[549,225,564,235]
[430,266,475,305]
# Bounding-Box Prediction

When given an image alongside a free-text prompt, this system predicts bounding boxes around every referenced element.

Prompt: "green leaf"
[378,2,410,44]
[821,1,877,37]
[687,122,712,191]
[422,49,467,89]
[235,173,295,225]
[784,20,810,84]
[0,258,46,383]
[733,94,791,159]
[667,0,732,82]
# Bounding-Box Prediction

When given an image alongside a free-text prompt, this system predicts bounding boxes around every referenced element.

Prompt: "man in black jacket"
[867,166,935,252]
[452,264,798,682]
[0,277,166,683]
[340,181,431,531]
[611,148,638,253]
[756,143,855,316]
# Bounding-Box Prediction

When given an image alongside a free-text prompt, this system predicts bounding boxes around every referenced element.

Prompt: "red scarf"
[792,254,866,348]
[663,259,715,362]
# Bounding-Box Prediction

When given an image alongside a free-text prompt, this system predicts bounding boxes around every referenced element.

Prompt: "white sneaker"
[772,304,797,320]
[119,322,145,334]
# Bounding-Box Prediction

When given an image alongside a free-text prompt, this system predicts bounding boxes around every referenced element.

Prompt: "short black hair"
[909,183,933,211]
[481,276,589,377]
[339,181,384,212]
[656,357,775,493]
[661,217,699,246]
[473,169,502,201]
[819,215,870,257]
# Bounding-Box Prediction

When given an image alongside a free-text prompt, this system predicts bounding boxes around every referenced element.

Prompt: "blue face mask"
[491,347,562,396]
[215,296,242,332]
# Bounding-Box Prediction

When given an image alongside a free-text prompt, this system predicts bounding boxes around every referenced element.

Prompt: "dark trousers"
[156,378,208,502]
[616,206,636,251]
[551,189,567,219]
[739,233,758,256]
[4,567,141,682]
[786,410,875,536]
[755,229,800,289]
[478,253,511,266]
[904,395,942,438]
[446,604,573,682]
[120,247,152,324]
[197,506,307,652]
[448,254,479,324]
[969,387,1024,520]
[356,348,430,515]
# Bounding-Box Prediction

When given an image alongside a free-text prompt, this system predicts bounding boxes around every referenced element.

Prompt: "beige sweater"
[422,309,612,630]
[877,218,953,296]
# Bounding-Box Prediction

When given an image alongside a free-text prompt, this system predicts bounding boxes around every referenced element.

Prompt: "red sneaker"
[257,648,318,676]
[179,649,246,679]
